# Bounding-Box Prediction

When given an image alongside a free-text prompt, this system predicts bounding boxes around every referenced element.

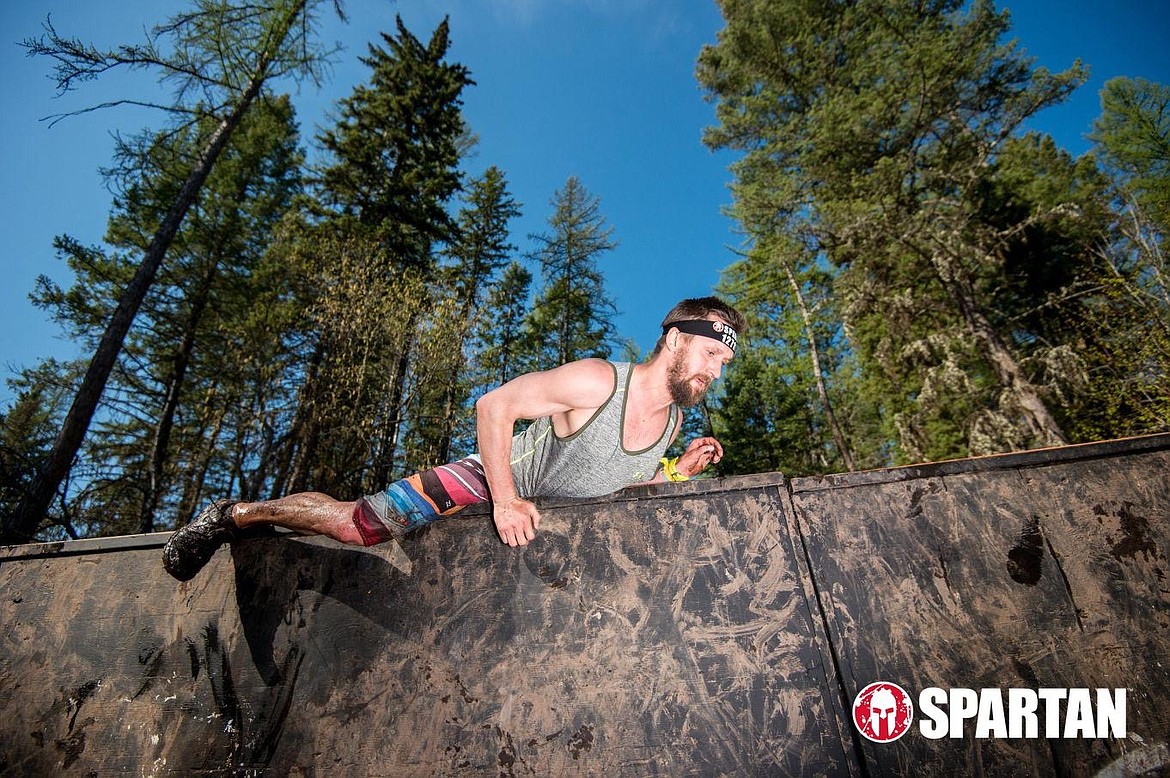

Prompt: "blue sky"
[1,0,1168,408]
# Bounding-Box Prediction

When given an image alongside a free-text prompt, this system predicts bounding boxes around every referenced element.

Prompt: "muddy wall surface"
[0,434,1167,776]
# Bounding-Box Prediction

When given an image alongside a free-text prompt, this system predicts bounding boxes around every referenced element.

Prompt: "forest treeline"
[1,0,1167,542]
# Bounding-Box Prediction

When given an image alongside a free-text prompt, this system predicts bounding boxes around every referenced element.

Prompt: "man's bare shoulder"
[545,358,615,382]
[538,358,616,404]
[481,358,617,421]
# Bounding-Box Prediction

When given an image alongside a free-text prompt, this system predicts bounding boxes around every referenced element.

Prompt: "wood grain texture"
[791,437,1170,776]
[1,434,1166,776]
[1,472,848,776]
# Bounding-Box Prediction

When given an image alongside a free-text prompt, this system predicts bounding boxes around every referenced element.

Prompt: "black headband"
[667,319,738,354]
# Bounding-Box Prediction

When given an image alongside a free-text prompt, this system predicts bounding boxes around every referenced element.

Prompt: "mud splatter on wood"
[790,435,1170,776]
[0,435,1167,776]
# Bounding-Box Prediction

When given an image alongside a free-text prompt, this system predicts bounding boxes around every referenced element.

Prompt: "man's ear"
[666,327,681,352]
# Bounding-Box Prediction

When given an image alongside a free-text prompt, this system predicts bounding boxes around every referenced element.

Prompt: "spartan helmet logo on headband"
[668,319,738,354]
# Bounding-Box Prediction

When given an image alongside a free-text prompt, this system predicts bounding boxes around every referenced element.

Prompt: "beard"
[667,351,710,408]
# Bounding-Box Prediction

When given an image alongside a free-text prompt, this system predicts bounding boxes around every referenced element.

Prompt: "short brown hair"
[651,296,747,358]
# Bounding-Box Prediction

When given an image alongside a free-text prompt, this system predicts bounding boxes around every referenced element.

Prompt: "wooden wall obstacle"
[1,434,1167,776]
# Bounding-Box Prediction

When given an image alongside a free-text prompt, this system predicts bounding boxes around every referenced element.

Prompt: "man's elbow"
[476,390,503,424]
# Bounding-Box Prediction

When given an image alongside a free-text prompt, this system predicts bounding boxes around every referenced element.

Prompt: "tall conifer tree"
[1074,77,1170,437]
[5,0,337,542]
[699,0,1092,462]
[475,261,535,389]
[293,16,472,493]
[526,177,619,368]
[411,166,522,465]
[20,96,305,536]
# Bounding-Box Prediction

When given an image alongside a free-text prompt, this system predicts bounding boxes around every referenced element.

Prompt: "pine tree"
[5,0,337,542]
[715,236,865,475]
[475,260,535,390]
[698,0,1091,462]
[526,177,619,368]
[0,361,79,538]
[1091,77,1170,233]
[411,166,522,465]
[291,15,473,494]
[1073,77,1170,437]
[22,96,305,536]
[315,15,470,263]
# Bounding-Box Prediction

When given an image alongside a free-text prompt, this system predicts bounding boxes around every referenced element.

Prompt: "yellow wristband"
[660,456,689,482]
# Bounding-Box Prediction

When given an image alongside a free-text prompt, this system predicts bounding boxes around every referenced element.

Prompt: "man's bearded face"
[667,347,711,408]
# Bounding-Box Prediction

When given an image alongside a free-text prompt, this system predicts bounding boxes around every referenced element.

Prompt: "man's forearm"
[475,391,543,547]
[475,395,519,503]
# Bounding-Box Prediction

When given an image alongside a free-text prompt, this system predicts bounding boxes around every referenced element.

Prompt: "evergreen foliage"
[1091,77,1170,233]
[2,1,1166,540]
[289,15,473,492]
[474,260,536,389]
[3,0,338,541]
[1072,77,1170,438]
[696,0,1137,467]
[525,176,620,368]
[424,166,523,463]
[24,97,305,534]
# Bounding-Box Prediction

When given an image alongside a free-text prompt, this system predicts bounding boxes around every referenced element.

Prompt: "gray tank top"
[509,362,679,499]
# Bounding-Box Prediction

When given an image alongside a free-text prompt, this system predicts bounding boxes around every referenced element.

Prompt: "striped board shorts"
[351,455,491,545]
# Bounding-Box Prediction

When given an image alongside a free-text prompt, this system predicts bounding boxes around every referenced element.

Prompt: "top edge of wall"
[4,434,1166,560]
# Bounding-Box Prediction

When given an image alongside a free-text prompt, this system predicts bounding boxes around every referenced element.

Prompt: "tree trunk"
[137,261,216,533]
[944,264,1069,448]
[4,1,305,542]
[287,344,324,496]
[177,388,227,526]
[781,259,856,471]
[374,344,413,488]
